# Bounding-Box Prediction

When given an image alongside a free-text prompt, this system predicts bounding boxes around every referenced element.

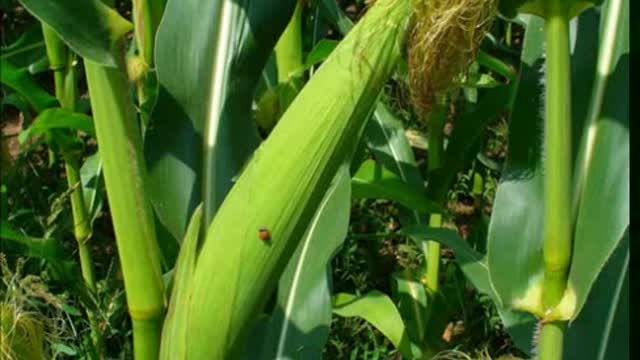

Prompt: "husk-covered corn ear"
[160,0,412,358]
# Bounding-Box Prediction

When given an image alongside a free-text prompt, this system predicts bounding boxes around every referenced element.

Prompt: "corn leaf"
[333,291,415,358]
[79,151,104,228]
[390,273,427,358]
[564,232,628,360]
[568,0,629,320]
[0,58,57,112]
[159,205,203,359]
[316,0,353,35]
[16,0,132,67]
[145,0,298,242]
[352,159,442,215]
[18,108,95,145]
[498,0,603,19]
[486,14,546,309]
[365,102,425,217]
[0,24,46,71]
[0,221,63,262]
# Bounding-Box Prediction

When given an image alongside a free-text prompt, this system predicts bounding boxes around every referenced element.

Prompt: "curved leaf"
[390,272,427,358]
[365,101,426,223]
[0,24,46,71]
[569,0,629,319]
[1,58,57,112]
[0,221,63,262]
[499,0,603,19]
[19,108,95,145]
[317,0,353,35]
[17,0,132,66]
[159,205,203,359]
[486,14,546,309]
[333,291,414,358]
[352,159,442,215]
[258,165,351,359]
[80,151,104,227]
[145,0,298,241]
[564,232,628,360]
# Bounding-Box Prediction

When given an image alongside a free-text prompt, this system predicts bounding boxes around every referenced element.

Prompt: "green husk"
[177,0,411,357]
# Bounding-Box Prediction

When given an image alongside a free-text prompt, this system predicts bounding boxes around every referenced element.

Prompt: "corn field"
[0,0,628,359]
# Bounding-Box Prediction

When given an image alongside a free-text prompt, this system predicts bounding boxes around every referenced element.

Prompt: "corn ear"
[181,0,411,357]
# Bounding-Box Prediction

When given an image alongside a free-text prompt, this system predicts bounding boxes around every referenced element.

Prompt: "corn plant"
[400,1,628,360]
[0,0,627,358]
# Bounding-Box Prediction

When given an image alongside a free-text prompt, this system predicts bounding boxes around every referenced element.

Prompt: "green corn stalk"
[84,51,165,360]
[161,0,411,357]
[424,105,447,292]
[539,1,573,359]
[41,24,103,354]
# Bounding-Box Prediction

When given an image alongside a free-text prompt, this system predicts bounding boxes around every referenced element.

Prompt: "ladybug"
[258,227,271,241]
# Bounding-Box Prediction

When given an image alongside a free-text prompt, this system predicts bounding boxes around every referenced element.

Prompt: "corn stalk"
[40,24,104,355]
[84,55,165,360]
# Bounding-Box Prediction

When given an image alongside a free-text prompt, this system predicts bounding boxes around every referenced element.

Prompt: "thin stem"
[423,105,446,292]
[42,23,103,354]
[427,106,446,173]
[425,213,442,292]
[63,155,96,289]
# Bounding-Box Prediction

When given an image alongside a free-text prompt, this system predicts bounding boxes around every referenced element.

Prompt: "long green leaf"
[564,232,628,360]
[352,159,442,215]
[258,165,351,359]
[317,0,354,35]
[159,205,203,359]
[79,151,104,227]
[17,0,132,66]
[333,291,414,358]
[390,272,427,358]
[18,108,95,144]
[499,0,603,18]
[486,14,546,311]
[568,0,629,319]
[0,221,63,262]
[0,58,57,112]
[0,24,46,71]
[145,0,298,241]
